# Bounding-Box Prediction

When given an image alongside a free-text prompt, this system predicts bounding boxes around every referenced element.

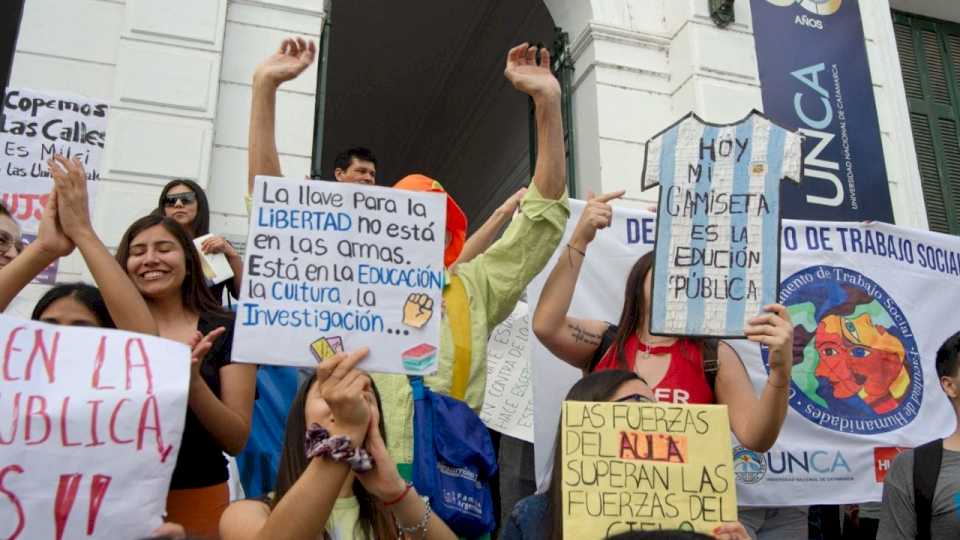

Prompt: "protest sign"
[528,202,959,505]
[0,88,108,181]
[233,176,446,374]
[481,302,534,442]
[561,401,736,537]
[0,176,98,284]
[0,314,190,539]
[641,111,802,337]
[732,220,958,505]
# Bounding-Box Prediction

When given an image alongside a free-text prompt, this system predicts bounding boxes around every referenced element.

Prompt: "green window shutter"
[893,12,960,235]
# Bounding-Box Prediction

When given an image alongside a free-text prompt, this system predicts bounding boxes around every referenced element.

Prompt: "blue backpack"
[409,376,498,538]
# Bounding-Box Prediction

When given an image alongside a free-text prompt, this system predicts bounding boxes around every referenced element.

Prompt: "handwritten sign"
[0,88,108,181]
[0,314,190,540]
[641,111,801,337]
[233,176,446,374]
[481,302,534,442]
[561,401,737,538]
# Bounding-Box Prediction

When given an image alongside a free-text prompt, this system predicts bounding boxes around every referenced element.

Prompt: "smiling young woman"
[116,214,256,539]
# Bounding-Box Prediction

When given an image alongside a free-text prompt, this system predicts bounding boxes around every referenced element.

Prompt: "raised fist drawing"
[403,293,434,329]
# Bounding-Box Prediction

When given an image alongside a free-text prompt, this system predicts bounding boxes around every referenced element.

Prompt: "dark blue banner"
[750,0,894,222]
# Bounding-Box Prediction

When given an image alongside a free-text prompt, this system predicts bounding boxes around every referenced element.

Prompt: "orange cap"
[393,174,467,267]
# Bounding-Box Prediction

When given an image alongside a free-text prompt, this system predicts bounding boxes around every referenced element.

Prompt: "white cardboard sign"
[0,88,108,181]
[0,314,190,539]
[481,302,534,442]
[233,177,446,374]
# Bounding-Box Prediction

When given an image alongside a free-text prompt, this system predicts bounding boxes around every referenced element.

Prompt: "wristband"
[567,243,586,257]
[305,423,374,472]
[382,482,413,507]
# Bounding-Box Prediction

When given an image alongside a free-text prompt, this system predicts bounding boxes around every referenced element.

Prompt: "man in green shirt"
[247,37,569,464]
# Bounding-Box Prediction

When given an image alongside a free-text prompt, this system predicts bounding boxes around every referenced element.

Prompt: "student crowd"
[1,36,958,540]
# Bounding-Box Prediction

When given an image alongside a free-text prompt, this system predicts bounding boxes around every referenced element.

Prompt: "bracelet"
[567,243,586,257]
[394,498,431,539]
[381,482,413,507]
[304,423,374,472]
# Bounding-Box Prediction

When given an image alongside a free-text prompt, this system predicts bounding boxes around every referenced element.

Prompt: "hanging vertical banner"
[641,111,802,337]
[750,0,895,222]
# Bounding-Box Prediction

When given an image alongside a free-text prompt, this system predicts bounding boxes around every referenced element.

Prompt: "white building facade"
[7,0,958,308]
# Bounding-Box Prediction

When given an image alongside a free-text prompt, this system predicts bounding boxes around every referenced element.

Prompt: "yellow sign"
[561,401,737,538]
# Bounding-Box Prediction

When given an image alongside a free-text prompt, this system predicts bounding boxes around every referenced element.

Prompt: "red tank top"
[593,334,715,405]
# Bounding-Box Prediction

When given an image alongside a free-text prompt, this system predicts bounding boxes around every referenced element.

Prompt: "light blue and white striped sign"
[642,111,802,337]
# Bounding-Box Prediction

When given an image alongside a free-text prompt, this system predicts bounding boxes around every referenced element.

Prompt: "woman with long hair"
[0,155,156,335]
[501,370,750,540]
[116,212,256,538]
[156,179,243,300]
[220,348,456,540]
[532,193,794,453]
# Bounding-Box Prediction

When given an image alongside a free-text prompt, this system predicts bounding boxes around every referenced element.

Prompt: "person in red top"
[532,191,794,452]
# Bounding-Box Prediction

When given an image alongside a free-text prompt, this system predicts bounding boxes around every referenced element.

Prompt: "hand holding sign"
[744,303,794,377]
[316,347,373,441]
[403,293,435,329]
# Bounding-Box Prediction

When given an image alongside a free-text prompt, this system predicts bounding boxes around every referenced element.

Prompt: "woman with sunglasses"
[500,370,750,540]
[157,179,243,301]
[0,155,157,335]
[532,192,793,453]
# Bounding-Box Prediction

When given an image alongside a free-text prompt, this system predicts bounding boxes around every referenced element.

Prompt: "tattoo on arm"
[568,323,602,347]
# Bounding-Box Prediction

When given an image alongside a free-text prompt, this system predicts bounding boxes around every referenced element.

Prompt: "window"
[893,11,960,235]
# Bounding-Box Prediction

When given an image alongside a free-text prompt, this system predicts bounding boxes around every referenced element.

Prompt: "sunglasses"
[615,393,654,403]
[163,192,197,206]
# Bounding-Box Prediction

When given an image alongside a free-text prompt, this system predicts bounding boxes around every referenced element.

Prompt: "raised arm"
[248,37,316,194]
[48,155,158,335]
[452,187,526,268]
[0,192,73,312]
[504,44,564,200]
[220,350,369,540]
[532,191,623,369]
[715,304,794,452]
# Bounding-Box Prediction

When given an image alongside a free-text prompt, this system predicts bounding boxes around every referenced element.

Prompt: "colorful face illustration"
[814,314,907,413]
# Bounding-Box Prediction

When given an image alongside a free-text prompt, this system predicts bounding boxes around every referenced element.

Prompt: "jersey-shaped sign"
[642,110,802,337]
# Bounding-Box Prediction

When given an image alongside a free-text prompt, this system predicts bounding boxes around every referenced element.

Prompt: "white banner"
[1,88,108,181]
[481,302,534,442]
[233,177,446,374]
[528,202,959,505]
[0,314,190,539]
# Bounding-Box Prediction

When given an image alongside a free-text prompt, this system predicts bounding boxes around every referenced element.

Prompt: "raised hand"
[497,187,527,218]
[253,37,316,88]
[188,326,227,378]
[34,190,74,258]
[315,348,373,442]
[570,190,625,248]
[504,43,561,101]
[47,155,92,237]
